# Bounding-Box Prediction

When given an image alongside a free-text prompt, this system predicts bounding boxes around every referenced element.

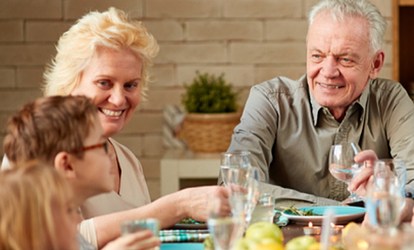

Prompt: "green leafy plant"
[182,72,238,113]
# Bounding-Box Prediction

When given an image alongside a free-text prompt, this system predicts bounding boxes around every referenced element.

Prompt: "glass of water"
[220,151,252,186]
[365,159,406,231]
[250,192,275,225]
[207,216,244,250]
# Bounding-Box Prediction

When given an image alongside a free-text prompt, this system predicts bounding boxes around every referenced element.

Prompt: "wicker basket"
[179,112,241,153]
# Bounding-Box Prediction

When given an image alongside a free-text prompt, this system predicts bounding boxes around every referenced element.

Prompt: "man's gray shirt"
[225,75,414,205]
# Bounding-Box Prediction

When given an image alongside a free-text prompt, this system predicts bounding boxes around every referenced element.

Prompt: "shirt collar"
[309,78,371,126]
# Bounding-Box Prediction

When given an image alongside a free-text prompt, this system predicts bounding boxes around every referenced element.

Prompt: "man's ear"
[54,152,76,179]
[369,50,385,79]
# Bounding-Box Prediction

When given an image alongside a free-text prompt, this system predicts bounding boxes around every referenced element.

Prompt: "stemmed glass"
[365,159,406,232]
[328,142,362,202]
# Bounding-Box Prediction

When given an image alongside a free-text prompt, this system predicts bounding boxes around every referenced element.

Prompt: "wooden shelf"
[392,0,414,94]
[399,0,414,6]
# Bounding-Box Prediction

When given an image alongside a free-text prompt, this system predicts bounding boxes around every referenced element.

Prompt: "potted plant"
[179,71,241,153]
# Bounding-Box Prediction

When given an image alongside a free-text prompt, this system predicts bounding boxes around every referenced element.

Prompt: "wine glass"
[328,142,362,202]
[365,159,406,232]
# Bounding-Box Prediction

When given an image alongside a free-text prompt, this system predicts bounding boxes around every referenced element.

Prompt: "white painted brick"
[143,134,163,157]
[146,179,160,200]
[0,45,55,66]
[112,135,144,156]
[379,65,392,80]
[155,43,227,64]
[177,65,255,88]
[0,68,16,88]
[186,21,263,41]
[0,21,23,42]
[146,0,221,18]
[140,88,185,111]
[140,158,161,179]
[224,0,302,18]
[145,20,184,41]
[370,0,392,18]
[265,20,307,41]
[64,0,143,19]
[230,42,306,64]
[26,21,72,42]
[151,65,176,87]
[0,0,61,19]
[255,65,306,84]
[16,67,44,88]
[0,89,42,111]
[384,42,392,65]
[121,112,163,134]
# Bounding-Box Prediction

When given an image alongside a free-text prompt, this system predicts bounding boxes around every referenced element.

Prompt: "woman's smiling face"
[71,46,143,137]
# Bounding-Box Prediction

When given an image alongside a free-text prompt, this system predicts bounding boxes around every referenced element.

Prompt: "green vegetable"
[282,206,321,216]
[179,218,203,224]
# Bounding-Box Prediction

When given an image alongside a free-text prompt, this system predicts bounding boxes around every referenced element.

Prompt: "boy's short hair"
[3,95,98,166]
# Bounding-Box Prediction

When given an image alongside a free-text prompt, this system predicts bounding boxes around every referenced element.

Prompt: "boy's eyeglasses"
[78,141,109,154]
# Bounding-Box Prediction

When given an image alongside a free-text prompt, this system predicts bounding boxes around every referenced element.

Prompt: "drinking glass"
[225,166,260,230]
[328,142,362,202]
[207,216,244,250]
[375,159,407,197]
[121,218,160,250]
[250,192,275,224]
[365,159,406,231]
[220,151,252,186]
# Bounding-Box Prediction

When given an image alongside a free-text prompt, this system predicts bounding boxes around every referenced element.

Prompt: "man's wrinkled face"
[306,11,382,120]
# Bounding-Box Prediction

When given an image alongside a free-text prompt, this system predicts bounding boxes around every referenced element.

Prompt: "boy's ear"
[54,152,76,178]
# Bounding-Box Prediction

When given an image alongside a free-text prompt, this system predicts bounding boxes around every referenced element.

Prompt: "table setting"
[159,146,414,250]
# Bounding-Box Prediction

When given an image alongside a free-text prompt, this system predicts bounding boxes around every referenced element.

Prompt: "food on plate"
[282,206,321,216]
[179,217,204,224]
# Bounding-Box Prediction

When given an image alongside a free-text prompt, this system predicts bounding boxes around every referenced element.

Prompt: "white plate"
[281,205,365,225]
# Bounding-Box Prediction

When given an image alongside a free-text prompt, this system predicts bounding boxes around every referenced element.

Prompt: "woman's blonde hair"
[43,7,159,99]
[0,162,73,250]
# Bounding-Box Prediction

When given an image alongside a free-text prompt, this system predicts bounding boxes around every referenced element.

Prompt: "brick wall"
[0,0,393,200]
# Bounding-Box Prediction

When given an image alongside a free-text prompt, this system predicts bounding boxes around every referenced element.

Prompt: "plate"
[281,205,365,225]
[171,223,207,230]
[161,243,203,250]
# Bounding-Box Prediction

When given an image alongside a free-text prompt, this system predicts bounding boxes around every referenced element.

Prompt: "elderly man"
[224,0,414,220]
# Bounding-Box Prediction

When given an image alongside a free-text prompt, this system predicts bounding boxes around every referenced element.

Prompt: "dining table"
[159,223,319,250]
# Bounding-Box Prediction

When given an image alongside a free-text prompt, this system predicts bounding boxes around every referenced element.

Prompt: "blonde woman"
[35,7,229,248]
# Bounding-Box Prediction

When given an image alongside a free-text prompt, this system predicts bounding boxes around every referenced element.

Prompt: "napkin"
[274,210,289,227]
[159,229,210,243]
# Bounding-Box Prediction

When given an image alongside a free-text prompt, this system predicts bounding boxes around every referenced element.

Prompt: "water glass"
[250,192,275,224]
[207,216,244,250]
[121,218,160,236]
[220,151,252,186]
[365,160,406,231]
[226,167,260,228]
